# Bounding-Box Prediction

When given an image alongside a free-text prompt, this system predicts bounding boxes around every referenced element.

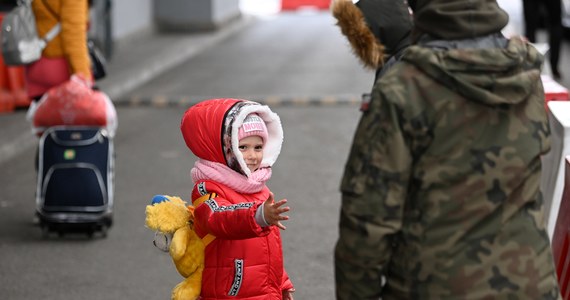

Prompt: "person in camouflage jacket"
[334,0,562,299]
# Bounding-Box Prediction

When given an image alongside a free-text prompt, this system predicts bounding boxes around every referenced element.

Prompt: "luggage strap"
[191,193,217,246]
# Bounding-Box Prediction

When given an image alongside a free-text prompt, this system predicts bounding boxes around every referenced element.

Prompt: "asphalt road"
[2,6,570,300]
[124,11,373,102]
[0,11,366,300]
[0,104,360,300]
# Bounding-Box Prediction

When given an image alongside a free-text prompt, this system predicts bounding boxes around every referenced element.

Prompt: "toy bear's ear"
[152,195,169,204]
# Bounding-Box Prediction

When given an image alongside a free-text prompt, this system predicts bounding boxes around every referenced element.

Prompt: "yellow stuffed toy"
[145,195,206,300]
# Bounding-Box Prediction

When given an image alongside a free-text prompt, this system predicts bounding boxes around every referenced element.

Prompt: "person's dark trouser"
[522,0,563,75]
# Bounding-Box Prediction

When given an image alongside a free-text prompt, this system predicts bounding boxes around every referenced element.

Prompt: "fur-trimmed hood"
[331,0,412,70]
[181,98,283,177]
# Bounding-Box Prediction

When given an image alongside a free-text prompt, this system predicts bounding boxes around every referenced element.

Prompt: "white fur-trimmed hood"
[227,101,283,177]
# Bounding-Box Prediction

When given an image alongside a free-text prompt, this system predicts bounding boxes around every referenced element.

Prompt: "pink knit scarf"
[191,159,271,194]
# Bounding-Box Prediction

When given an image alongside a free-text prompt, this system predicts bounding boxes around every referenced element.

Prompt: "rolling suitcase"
[36,125,114,238]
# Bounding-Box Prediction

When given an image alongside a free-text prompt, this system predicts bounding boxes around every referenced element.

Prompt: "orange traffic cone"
[6,66,31,108]
[0,56,15,113]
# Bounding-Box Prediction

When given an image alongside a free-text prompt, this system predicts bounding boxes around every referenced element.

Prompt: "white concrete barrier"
[542,101,570,240]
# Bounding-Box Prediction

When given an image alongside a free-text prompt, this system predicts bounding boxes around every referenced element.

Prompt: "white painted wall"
[213,0,241,23]
[542,101,570,240]
[102,0,251,46]
[497,0,524,37]
[240,0,280,16]
[112,0,153,40]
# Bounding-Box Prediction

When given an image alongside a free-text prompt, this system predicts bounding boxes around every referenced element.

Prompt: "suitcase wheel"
[39,221,109,239]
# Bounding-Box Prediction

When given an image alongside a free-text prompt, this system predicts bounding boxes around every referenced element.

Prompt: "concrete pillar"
[154,0,242,32]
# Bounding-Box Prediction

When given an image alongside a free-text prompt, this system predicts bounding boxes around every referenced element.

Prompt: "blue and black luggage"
[36,126,114,238]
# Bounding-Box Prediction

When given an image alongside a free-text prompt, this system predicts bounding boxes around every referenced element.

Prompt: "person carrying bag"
[24,0,92,101]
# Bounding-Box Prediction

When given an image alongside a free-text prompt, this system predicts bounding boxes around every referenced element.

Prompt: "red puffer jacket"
[181,99,292,299]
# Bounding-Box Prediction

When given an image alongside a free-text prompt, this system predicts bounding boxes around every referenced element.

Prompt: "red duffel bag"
[28,75,117,137]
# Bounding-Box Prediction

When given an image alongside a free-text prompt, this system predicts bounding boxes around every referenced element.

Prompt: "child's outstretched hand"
[282,288,295,300]
[263,193,290,230]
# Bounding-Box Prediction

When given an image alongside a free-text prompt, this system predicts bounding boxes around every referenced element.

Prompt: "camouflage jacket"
[335,36,561,299]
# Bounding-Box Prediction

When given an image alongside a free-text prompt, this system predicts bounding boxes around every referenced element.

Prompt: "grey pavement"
[0,16,255,166]
[2,9,570,164]
[1,7,570,299]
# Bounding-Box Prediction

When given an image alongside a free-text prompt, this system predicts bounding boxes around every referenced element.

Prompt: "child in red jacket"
[181,98,295,300]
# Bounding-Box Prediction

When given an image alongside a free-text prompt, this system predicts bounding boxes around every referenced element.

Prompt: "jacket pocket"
[227,259,244,296]
[340,150,368,196]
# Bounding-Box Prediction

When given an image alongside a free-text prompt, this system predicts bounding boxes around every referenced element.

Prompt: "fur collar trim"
[222,101,283,178]
[330,0,385,70]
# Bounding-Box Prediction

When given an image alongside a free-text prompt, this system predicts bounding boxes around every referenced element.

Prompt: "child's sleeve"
[281,269,294,291]
[192,181,271,239]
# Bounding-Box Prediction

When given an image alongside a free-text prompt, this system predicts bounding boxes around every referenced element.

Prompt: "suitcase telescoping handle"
[45,126,107,147]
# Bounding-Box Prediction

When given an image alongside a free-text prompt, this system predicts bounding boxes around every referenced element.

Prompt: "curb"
[0,94,361,165]
[99,16,256,102]
[115,94,361,108]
